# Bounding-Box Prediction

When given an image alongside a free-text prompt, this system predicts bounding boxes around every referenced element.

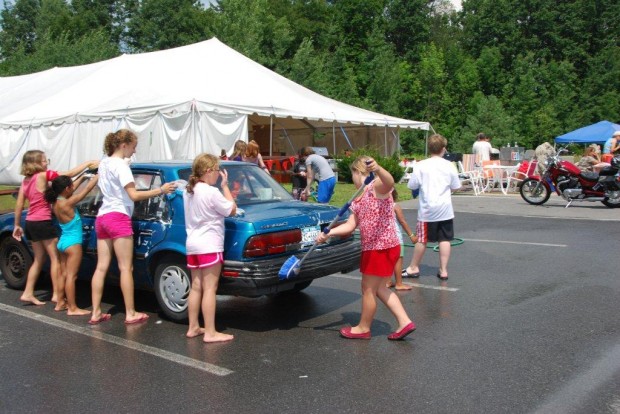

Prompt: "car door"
[130,170,170,288]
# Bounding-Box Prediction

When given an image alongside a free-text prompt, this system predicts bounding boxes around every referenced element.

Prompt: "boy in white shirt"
[403,134,461,281]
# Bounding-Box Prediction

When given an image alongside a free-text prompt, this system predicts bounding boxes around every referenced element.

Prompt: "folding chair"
[456,161,483,195]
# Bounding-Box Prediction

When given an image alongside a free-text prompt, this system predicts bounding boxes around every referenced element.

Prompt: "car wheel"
[154,258,191,322]
[0,237,32,289]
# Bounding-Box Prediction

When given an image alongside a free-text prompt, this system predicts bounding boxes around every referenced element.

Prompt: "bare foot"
[20,295,46,306]
[51,295,58,303]
[395,284,413,291]
[186,327,206,338]
[67,308,91,316]
[386,281,395,288]
[203,332,234,343]
[54,301,68,312]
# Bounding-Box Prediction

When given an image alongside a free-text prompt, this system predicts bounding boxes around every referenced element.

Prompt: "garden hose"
[353,231,465,251]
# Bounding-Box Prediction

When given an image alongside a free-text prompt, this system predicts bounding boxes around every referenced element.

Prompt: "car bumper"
[218,239,361,296]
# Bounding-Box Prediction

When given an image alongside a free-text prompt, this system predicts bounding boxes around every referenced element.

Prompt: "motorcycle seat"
[580,171,599,181]
[598,166,619,176]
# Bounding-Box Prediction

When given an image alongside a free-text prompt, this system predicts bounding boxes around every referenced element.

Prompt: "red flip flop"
[88,313,111,325]
[124,314,149,325]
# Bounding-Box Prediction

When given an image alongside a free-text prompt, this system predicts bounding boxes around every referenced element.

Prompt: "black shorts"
[416,219,454,243]
[25,220,59,242]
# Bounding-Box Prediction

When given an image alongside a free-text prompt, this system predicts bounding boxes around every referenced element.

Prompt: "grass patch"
[0,186,19,213]
[280,182,412,206]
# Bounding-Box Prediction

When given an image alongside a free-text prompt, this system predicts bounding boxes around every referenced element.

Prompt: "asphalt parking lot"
[0,193,618,413]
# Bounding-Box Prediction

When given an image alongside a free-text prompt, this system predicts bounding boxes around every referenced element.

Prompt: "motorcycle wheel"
[520,178,551,205]
[602,197,620,208]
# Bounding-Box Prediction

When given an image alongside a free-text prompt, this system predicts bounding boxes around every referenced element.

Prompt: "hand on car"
[161,182,177,194]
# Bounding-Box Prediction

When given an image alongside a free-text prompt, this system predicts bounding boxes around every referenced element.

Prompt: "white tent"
[0,37,429,185]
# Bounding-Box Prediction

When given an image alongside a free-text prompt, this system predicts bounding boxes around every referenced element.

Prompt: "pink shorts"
[95,212,133,239]
[359,245,400,277]
[187,252,224,269]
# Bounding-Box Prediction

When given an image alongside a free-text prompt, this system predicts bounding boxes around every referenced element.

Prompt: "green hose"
[353,231,465,251]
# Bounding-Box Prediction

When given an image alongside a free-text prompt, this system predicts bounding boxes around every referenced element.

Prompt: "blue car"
[0,161,360,321]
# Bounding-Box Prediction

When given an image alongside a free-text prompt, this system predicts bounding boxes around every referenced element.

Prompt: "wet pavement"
[0,194,619,413]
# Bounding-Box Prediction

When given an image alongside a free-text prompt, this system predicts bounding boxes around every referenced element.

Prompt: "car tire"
[154,257,191,322]
[0,237,32,290]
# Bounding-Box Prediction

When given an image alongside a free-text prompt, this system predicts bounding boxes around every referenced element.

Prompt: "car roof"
[131,160,254,170]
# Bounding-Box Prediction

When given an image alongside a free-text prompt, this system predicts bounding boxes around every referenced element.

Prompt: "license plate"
[301,226,320,246]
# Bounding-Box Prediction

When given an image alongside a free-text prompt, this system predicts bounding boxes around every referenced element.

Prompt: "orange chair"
[602,154,614,163]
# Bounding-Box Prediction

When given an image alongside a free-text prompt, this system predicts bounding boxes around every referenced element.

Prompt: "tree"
[460,93,517,152]
[0,29,119,76]
[212,0,294,73]
[126,0,213,52]
[0,0,41,58]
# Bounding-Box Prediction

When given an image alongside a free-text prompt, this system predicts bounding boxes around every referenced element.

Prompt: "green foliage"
[336,148,404,184]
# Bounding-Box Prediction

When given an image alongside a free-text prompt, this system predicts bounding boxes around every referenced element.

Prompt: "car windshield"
[177,163,293,205]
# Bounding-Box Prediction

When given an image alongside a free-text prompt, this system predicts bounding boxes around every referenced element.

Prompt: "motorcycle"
[520,149,620,208]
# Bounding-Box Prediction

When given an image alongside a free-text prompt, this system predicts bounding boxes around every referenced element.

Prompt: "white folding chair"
[456,161,483,195]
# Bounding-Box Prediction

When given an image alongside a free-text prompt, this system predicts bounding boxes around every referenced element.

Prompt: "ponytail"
[44,175,72,203]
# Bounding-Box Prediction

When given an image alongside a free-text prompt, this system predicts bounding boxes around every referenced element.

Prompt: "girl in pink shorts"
[89,129,176,325]
[316,156,415,340]
[183,153,237,343]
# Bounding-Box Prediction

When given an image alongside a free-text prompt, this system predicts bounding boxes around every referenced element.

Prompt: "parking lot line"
[331,274,460,292]
[465,238,566,247]
[0,303,234,376]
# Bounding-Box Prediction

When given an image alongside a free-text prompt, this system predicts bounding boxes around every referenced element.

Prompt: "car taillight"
[244,229,301,258]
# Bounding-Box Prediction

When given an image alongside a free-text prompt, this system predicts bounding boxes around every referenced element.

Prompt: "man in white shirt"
[472,132,492,161]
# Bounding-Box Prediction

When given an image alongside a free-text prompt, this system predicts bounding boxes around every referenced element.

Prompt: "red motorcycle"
[520,149,620,208]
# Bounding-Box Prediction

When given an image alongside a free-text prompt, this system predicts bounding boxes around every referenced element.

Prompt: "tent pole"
[269,115,273,156]
[384,125,388,156]
[332,121,336,156]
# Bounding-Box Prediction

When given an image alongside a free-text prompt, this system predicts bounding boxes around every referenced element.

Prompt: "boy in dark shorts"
[291,152,308,201]
[402,134,461,281]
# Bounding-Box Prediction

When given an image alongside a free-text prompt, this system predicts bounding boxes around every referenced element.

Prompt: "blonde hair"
[349,155,372,176]
[186,153,219,194]
[20,150,46,177]
[103,129,138,156]
[245,140,260,158]
[428,134,447,155]
[585,144,600,156]
[231,140,247,158]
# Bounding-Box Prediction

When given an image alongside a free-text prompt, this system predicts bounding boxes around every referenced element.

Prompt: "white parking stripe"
[331,274,460,292]
[465,238,566,247]
[0,303,233,376]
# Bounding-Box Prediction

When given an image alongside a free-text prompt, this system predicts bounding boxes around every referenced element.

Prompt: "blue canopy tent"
[555,120,620,144]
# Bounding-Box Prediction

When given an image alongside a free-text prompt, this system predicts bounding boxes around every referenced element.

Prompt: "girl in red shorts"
[316,156,415,340]
[183,153,236,343]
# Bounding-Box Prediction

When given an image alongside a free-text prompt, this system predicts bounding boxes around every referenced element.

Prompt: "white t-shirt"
[183,182,234,255]
[407,156,461,222]
[472,140,492,161]
[97,156,135,217]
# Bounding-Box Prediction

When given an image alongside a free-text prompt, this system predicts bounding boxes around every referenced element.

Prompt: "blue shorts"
[57,233,82,253]
[317,177,336,203]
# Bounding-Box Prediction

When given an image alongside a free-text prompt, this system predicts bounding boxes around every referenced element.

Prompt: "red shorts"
[359,245,400,277]
[187,252,224,269]
[95,212,133,239]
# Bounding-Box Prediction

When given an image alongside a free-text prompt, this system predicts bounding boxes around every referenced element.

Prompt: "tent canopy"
[554,120,620,145]
[0,37,428,185]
